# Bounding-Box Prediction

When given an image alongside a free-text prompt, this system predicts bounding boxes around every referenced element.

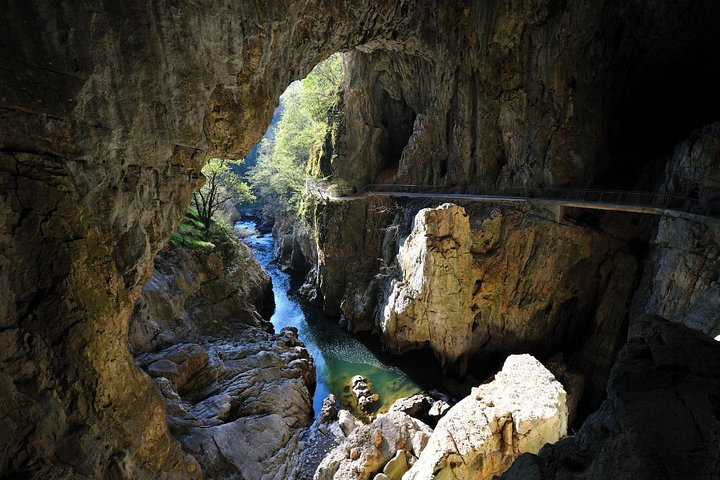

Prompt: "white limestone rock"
[314,411,432,480]
[403,354,567,480]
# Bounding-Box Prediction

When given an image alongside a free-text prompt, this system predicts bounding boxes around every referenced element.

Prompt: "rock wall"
[631,214,720,337]
[661,122,720,203]
[329,2,720,190]
[130,242,317,479]
[309,198,642,403]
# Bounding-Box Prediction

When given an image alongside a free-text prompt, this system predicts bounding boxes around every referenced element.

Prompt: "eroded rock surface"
[314,410,432,480]
[405,354,567,480]
[382,204,474,373]
[129,242,271,352]
[130,243,318,479]
[632,214,720,337]
[139,328,315,480]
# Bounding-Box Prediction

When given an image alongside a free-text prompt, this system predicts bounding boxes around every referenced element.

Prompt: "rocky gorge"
[2,1,720,479]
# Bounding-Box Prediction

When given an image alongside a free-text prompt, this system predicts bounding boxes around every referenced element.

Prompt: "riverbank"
[236,220,453,420]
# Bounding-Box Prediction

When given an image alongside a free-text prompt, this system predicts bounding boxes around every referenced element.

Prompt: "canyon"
[2,1,720,479]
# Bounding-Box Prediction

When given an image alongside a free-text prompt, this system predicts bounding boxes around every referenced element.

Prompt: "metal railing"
[357,183,720,218]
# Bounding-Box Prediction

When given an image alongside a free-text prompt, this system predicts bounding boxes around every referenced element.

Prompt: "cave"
[597,7,720,190]
[2,1,720,479]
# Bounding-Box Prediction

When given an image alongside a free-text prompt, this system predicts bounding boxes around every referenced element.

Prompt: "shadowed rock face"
[327,2,720,190]
[2,1,720,478]
[499,317,720,480]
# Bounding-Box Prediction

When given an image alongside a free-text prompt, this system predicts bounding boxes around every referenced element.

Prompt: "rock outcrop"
[137,327,316,480]
[405,354,567,480]
[350,375,380,413]
[129,243,317,479]
[499,317,720,480]
[129,241,271,352]
[382,204,474,373]
[314,411,432,480]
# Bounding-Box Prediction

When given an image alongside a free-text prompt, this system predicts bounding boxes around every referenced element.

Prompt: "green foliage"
[168,207,240,266]
[194,158,255,231]
[248,53,344,219]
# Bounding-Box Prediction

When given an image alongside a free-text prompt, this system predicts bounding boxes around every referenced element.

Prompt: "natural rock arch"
[2,1,720,478]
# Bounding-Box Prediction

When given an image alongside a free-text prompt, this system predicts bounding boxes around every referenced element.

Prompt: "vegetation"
[168,207,240,266]
[193,158,254,232]
[248,53,344,219]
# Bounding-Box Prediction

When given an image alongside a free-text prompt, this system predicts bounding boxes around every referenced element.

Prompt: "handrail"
[354,183,720,218]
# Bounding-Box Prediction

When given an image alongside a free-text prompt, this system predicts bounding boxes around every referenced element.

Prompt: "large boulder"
[404,354,567,480]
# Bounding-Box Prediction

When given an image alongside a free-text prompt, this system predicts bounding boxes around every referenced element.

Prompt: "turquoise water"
[236,220,422,418]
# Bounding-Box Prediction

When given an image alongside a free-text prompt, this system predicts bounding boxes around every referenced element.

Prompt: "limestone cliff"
[381,204,474,373]
[329,2,720,191]
[308,198,642,405]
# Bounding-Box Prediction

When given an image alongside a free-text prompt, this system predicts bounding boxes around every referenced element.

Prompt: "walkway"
[314,183,720,219]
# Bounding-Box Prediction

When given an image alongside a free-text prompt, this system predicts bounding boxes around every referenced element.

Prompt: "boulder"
[389,393,451,427]
[350,375,380,412]
[338,409,360,437]
[404,354,567,480]
[314,411,432,480]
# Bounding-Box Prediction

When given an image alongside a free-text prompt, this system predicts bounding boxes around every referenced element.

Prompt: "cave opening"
[375,82,416,183]
[598,40,720,191]
[6,2,720,478]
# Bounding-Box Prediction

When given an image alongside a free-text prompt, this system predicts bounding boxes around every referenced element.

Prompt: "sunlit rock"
[314,411,432,480]
[404,354,567,480]
[381,203,474,374]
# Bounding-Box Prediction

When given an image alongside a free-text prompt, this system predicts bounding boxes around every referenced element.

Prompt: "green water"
[327,357,422,420]
[237,221,424,418]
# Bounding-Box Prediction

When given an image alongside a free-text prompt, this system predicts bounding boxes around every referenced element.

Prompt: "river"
[236,220,426,418]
